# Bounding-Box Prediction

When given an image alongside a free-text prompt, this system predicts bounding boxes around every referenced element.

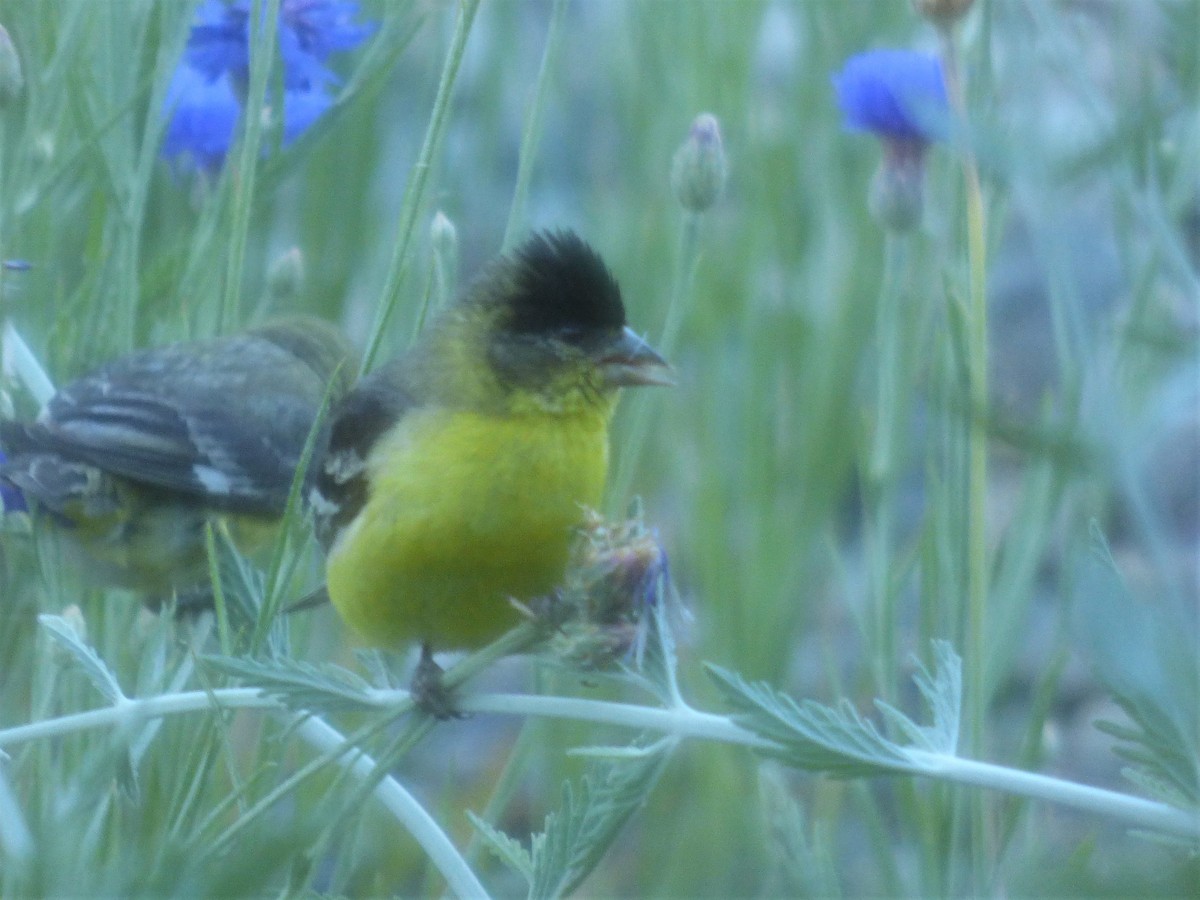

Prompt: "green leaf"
[876,640,962,754]
[527,738,672,899]
[38,614,126,705]
[706,664,915,777]
[757,765,842,898]
[468,810,533,881]
[1073,523,1200,806]
[202,654,381,715]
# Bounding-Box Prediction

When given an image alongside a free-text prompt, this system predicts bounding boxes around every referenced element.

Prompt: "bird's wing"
[310,362,419,548]
[3,336,332,515]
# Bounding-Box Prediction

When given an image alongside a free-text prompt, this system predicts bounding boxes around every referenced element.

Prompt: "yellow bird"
[311,230,670,659]
[0,316,356,605]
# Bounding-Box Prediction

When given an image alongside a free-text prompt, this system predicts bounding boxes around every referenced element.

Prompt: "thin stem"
[609,211,701,508]
[294,715,488,899]
[501,0,569,251]
[0,688,274,748]
[441,621,544,692]
[458,692,769,748]
[2,683,1196,842]
[360,0,481,374]
[461,693,1200,840]
[209,708,409,853]
[463,663,549,868]
[939,23,989,754]
[866,233,909,700]
[220,0,282,331]
[938,22,992,886]
[1,319,55,404]
[0,767,34,864]
[906,750,1200,840]
[660,213,702,358]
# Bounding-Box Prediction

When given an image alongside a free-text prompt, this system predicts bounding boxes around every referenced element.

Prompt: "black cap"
[502,231,626,337]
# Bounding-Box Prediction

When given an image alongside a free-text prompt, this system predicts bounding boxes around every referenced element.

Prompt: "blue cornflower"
[833,49,949,230]
[278,0,377,65]
[162,65,242,172]
[832,49,948,143]
[162,0,373,171]
[187,0,371,89]
[0,452,27,513]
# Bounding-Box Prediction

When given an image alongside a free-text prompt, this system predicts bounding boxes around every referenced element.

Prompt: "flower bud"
[431,210,457,257]
[0,24,23,109]
[430,210,458,306]
[266,246,305,302]
[869,138,927,232]
[670,113,727,213]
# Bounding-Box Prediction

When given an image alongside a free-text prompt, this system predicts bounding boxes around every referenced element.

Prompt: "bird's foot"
[412,643,465,720]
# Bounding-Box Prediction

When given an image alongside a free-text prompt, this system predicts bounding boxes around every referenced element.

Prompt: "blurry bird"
[0,316,356,606]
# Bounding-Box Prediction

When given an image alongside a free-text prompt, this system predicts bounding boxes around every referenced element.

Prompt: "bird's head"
[444,230,672,416]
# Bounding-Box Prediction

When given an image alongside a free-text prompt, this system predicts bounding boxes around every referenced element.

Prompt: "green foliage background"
[1,0,1197,896]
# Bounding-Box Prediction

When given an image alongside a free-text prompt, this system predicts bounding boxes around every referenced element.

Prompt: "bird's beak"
[597,327,674,388]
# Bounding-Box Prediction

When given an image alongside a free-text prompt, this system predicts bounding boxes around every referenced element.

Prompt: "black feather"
[312,370,416,547]
[1,321,352,516]
[501,231,626,338]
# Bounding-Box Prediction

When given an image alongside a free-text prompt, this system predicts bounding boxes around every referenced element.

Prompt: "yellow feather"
[326,401,612,649]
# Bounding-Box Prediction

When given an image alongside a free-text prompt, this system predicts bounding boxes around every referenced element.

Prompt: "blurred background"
[1,0,1196,895]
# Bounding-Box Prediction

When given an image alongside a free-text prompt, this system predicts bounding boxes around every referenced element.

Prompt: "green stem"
[462,665,548,868]
[294,715,487,899]
[866,234,909,699]
[2,320,56,404]
[360,0,482,374]
[7,684,1194,841]
[939,22,991,886]
[442,621,544,692]
[220,0,282,332]
[0,767,33,864]
[501,0,569,251]
[609,211,701,508]
[0,688,274,747]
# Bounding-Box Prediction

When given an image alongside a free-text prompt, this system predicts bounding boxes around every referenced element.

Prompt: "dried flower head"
[550,509,671,671]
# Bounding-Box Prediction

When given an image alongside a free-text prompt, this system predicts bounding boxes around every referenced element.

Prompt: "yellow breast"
[326,406,610,649]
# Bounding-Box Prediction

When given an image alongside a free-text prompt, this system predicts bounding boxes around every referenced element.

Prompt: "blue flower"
[832,49,948,143]
[162,0,374,170]
[279,0,377,64]
[162,65,242,172]
[184,0,253,84]
[0,451,27,513]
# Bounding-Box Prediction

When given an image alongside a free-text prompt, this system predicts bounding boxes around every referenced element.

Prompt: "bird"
[310,229,671,674]
[0,316,357,606]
